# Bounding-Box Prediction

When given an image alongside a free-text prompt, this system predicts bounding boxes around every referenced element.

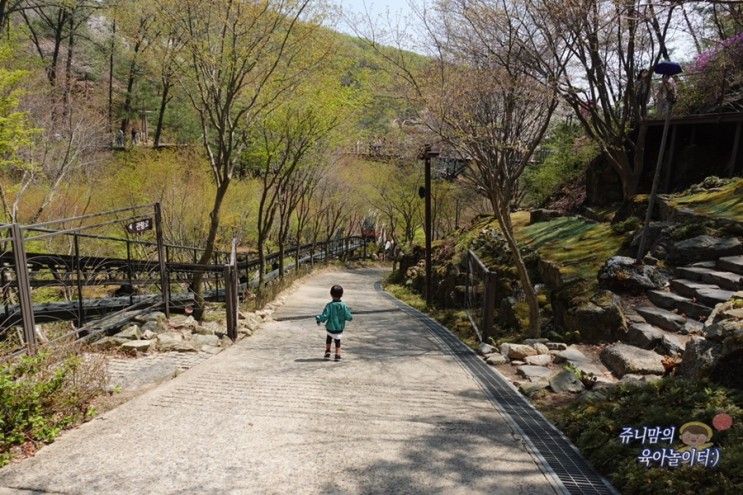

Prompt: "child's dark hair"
[330,285,343,298]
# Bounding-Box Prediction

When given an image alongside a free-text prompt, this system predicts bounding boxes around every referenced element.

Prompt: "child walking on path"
[316,285,353,361]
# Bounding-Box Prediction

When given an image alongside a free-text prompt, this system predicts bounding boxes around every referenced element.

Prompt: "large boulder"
[668,235,743,265]
[121,340,152,354]
[516,365,555,382]
[517,380,550,397]
[635,306,687,333]
[90,336,128,350]
[564,291,627,343]
[478,343,496,355]
[554,346,606,376]
[546,342,568,351]
[630,222,673,256]
[677,337,722,379]
[530,209,562,224]
[169,315,198,331]
[134,311,166,324]
[238,312,262,332]
[554,347,589,363]
[524,354,553,366]
[192,334,221,349]
[598,256,667,294]
[194,321,226,337]
[680,294,743,388]
[626,323,665,349]
[486,353,508,366]
[500,343,538,360]
[549,370,585,393]
[114,325,141,340]
[141,319,167,334]
[600,343,665,377]
[156,332,196,352]
[532,343,550,355]
[658,333,687,356]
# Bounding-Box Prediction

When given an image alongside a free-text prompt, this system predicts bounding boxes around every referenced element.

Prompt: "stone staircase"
[625,255,743,358]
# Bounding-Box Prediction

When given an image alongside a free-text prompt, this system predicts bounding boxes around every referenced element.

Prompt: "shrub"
[611,217,640,235]
[549,378,743,494]
[0,351,105,466]
[522,123,598,206]
[677,34,743,115]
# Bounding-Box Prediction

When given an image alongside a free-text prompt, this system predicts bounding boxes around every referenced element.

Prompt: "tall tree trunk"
[278,242,285,277]
[153,78,170,148]
[48,10,65,87]
[0,1,8,30]
[120,52,139,134]
[493,197,540,338]
[191,180,230,320]
[295,241,300,271]
[62,10,75,118]
[257,235,266,286]
[108,19,115,139]
[607,147,639,201]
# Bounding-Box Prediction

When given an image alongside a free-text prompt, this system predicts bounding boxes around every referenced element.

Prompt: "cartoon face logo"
[679,422,713,450]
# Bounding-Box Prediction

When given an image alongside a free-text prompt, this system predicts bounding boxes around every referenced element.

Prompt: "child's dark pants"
[326,335,341,349]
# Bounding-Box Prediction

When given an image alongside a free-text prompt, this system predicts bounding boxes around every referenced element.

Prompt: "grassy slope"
[667,178,743,222]
[513,211,627,283]
[384,283,479,349]
[451,212,627,291]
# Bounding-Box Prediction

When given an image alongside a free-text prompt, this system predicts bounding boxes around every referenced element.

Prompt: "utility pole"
[420,144,439,307]
[637,60,682,261]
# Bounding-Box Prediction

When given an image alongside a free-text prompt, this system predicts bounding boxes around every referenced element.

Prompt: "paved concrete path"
[0,268,559,495]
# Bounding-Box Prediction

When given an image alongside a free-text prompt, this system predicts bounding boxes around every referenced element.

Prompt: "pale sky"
[333,0,418,37]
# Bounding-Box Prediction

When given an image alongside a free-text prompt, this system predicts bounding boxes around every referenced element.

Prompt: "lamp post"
[419,144,440,307]
[636,60,682,262]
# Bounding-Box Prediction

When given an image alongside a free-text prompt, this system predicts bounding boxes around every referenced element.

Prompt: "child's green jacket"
[316,300,353,333]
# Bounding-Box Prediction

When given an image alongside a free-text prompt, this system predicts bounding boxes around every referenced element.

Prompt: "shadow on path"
[322,414,556,495]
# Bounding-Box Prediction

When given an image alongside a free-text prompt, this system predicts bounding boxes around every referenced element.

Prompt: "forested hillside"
[0,1,473,261]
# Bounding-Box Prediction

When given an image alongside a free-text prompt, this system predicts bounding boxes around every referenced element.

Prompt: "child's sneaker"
[324,351,331,360]
[334,354,341,361]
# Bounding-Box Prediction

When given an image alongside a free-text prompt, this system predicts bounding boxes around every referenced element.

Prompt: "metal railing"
[464,249,496,343]
[0,203,370,358]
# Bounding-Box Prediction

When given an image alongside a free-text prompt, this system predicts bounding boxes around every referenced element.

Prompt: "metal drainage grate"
[376,283,618,495]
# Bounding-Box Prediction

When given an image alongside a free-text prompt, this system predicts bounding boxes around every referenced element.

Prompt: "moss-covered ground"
[453,212,628,288]
[513,211,628,286]
[667,178,743,223]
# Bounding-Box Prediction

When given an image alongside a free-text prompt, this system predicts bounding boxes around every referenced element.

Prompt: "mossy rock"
[556,288,627,343]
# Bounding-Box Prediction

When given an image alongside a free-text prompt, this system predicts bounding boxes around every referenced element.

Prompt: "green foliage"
[522,123,597,206]
[611,217,640,235]
[549,378,743,494]
[0,41,37,171]
[0,351,105,466]
[670,223,715,241]
[677,34,743,115]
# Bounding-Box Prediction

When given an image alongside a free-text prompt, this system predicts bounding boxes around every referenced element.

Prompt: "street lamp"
[636,60,682,261]
[419,144,440,307]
